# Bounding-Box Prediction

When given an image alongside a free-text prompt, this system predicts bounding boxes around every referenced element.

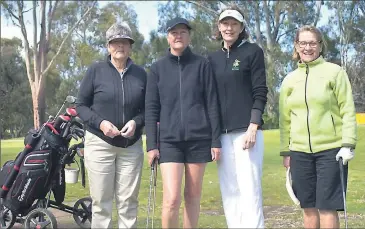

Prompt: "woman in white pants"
[76,22,147,228]
[207,6,268,228]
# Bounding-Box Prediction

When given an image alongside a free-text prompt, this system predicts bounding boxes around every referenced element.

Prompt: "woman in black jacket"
[207,6,268,228]
[145,17,221,228]
[76,22,147,228]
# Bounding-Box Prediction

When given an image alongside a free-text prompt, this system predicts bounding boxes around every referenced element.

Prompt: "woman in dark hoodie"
[145,17,221,228]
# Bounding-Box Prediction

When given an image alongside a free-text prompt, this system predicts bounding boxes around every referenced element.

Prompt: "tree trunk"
[38,79,46,126]
[31,83,40,129]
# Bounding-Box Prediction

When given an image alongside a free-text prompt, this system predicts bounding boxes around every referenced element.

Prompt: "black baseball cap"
[166,17,192,32]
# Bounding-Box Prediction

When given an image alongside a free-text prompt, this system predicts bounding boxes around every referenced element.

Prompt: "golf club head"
[72,127,85,138]
[68,133,79,141]
[71,117,84,129]
[66,95,77,104]
[54,115,71,131]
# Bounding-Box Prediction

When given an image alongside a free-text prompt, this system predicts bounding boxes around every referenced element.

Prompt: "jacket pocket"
[187,104,210,138]
[330,114,337,136]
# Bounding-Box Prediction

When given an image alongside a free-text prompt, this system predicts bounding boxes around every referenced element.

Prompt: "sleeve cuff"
[95,117,104,130]
[280,151,291,156]
[211,140,222,148]
[146,140,158,152]
[133,116,143,127]
[146,146,158,152]
[342,143,356,149]
[250,109,263,125]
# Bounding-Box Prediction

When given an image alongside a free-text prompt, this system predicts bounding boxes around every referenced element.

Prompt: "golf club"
[338,157,348,229]
[146,122,159,229]
[146,158,157,229]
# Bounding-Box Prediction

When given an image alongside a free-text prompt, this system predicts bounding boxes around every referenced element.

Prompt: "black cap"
[166,17,192,32]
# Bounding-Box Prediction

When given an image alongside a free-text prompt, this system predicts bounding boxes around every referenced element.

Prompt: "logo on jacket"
[232,59,240,71]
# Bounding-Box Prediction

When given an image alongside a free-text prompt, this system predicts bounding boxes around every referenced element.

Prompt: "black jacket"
[207,39,268,133]
[145,47,221,151]
[76,56,147,148]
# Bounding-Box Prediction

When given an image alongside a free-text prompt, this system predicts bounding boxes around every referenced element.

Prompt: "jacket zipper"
[224,50,230,133]
[304,64,313,153]
[121,70,129,147]
[121,71,125,125]
[178,56,184,139]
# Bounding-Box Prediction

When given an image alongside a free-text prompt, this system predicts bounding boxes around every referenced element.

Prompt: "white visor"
[286,167,300,205]
[219,10,244,23]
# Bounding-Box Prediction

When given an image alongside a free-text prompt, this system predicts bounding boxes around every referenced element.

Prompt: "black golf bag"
[0,123,70,215]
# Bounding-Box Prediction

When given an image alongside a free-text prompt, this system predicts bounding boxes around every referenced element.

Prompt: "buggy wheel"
[0,205,15,229]
[24,208,57,229]
[73,197,92,228]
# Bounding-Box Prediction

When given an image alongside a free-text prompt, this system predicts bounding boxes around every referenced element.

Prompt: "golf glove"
[335,147,354,165]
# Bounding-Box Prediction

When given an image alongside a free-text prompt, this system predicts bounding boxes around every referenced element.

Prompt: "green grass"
[1,126,364,228]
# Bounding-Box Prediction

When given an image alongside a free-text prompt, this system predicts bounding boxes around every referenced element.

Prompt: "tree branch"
[313,0,322,27]
[185,1,218,17]
[39,0,47,74]
[40,1,97,84]
[1,2,20,21]
[33,0,39,84]
[263,0,273,48]
[46,0,59,53]
[360,3,365,15]
[15,0,33,84]
[253,1,263,47]
[23,7,35,14]
[276,27,297,43]
[273,11,285,41]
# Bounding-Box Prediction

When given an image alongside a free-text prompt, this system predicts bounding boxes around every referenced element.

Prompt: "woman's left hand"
[211,148,221,161]
[242,123,258,150]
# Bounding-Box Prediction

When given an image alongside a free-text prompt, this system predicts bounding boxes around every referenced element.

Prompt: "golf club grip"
[157,122,160,149]
[338,158,345,190]
[339,158,344,176]
[150,122,160,169]
[80,158,86,188]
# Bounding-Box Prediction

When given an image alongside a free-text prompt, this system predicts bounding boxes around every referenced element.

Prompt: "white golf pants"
[218,130,264,228]
[84,131,144,228]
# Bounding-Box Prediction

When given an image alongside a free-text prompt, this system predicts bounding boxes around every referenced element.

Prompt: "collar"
[222,38,247,52]
[167,46,193,62]
[107,55,134,71]
[297,56,325,68]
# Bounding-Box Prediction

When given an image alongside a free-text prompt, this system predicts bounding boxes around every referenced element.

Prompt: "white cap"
[286,167,300,205]
[218,10,244,23]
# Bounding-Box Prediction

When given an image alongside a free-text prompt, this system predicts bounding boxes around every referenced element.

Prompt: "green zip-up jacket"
[279,56,357,156]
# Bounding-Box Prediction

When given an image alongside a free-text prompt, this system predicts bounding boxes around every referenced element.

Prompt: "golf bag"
[0,122,70,215]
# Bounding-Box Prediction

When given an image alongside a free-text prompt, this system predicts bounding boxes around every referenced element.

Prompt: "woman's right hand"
[99,120,120,138]
[147,149,160,166]
[283,156,290,168]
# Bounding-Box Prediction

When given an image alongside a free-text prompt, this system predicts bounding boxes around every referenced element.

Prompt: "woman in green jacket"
[279,25,357,229]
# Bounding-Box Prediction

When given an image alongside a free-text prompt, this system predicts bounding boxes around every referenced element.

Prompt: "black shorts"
[290,147,348,211]
[158,140,212,164]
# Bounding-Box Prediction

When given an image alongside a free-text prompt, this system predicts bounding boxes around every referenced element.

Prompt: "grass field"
[1,126,364,228]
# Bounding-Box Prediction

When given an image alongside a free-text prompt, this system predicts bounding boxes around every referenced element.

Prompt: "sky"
[1,1,160,44]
